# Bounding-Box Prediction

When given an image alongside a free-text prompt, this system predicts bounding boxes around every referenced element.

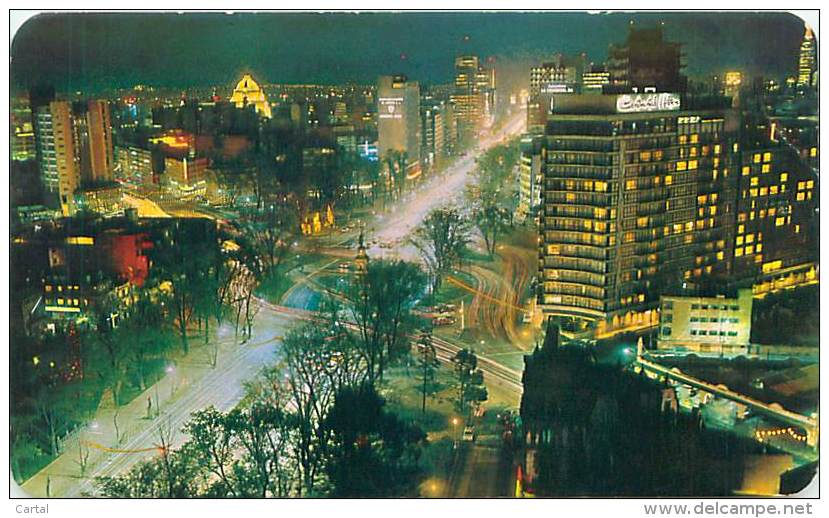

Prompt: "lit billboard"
[616,93,681,113]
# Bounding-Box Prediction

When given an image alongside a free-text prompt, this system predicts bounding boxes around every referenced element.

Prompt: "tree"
[411,207,471,293]
[347,259,427,385]
[323,384,426,497]
[474,201,511,256]
[277,323,361,495]
[184,406,239,497]
[452,349,487,414]
[415,329,440,414]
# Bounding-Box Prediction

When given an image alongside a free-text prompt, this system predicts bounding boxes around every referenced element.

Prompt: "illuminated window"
[737,225,744,234]
[717,251,724,260]
[57,298,64,305]
[736,236,744,246]
[750,177,759,186]
[733,143,739,153]
[807,180,814,189]
[746,234,754,244]
[775,217,785,227]
[763,152,772,162]
[759,187,768,196]
[710,206,717,216]
[679,135,688,144]
[761,164,771,173]
[688,160,698,170]
[625,179,636,191]
[676,161,687,172]
[753,153,761,164]
[45,285,52,292]
[594,181,607,192]
[745,245,754,255]
[742,166,750,176]
[780,173,788,182]
[770,185,778,195]
[690,134,699,144]
[810,147,817,157]
[665,175,673,185]
[714,144,721,155]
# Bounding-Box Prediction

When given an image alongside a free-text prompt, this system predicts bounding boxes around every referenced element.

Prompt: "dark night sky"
[11,11,809,93]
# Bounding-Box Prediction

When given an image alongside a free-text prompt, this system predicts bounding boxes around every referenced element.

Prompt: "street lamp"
[451,417,460,447]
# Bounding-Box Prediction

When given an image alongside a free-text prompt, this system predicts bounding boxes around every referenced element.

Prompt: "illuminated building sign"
[616,93,681,113]
[378,97,404,119]
[540,83,574,94]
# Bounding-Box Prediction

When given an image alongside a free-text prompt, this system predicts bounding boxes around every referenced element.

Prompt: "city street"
[17,109,526,498]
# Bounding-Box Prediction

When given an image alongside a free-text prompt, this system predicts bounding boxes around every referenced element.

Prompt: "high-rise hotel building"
[537,92,736,328]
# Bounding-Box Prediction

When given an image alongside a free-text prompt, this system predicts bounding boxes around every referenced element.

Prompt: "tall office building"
[85,100,115,184]
[451,55,495,142]
[11,97,36,162]
[528,54,587,133]
[516,135,544,223]
[797,26,817,88]
[731,122,819,294]
[74,100,115,185]
[582,66,611,93]
[34,100,115,216]
[537,92,734,330]
[529,54,587,96]
[421,98,457,170]
[607,26,687,93]
[377,75,421,173]
[35,101,80,216]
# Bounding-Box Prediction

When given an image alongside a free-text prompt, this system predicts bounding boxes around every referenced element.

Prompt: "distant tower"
[797,26,817,88]
[355,229,369,275]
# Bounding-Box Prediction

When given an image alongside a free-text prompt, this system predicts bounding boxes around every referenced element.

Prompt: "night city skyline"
[8,9,820,504]
[11,11,808,92]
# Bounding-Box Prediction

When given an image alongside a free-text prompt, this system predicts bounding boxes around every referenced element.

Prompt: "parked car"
[433,316,456,326]
[462,425,476,442]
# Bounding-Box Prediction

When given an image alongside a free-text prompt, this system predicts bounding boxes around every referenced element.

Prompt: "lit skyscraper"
[537,93,732,331]
[797,25,817,88]
[451,55,495,142]
[35,101,80,216]
[377,75,421,173]
[34,99,115,216]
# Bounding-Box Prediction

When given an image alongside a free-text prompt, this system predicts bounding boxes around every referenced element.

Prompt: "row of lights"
[755,427,807,443]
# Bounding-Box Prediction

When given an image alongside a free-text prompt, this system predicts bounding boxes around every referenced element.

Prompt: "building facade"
[537,93,734,329]
[657,289,753,354]
[377,75,421,172]
[229,73,272,118]
[797,26,817,88]
[451,55,495,142]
